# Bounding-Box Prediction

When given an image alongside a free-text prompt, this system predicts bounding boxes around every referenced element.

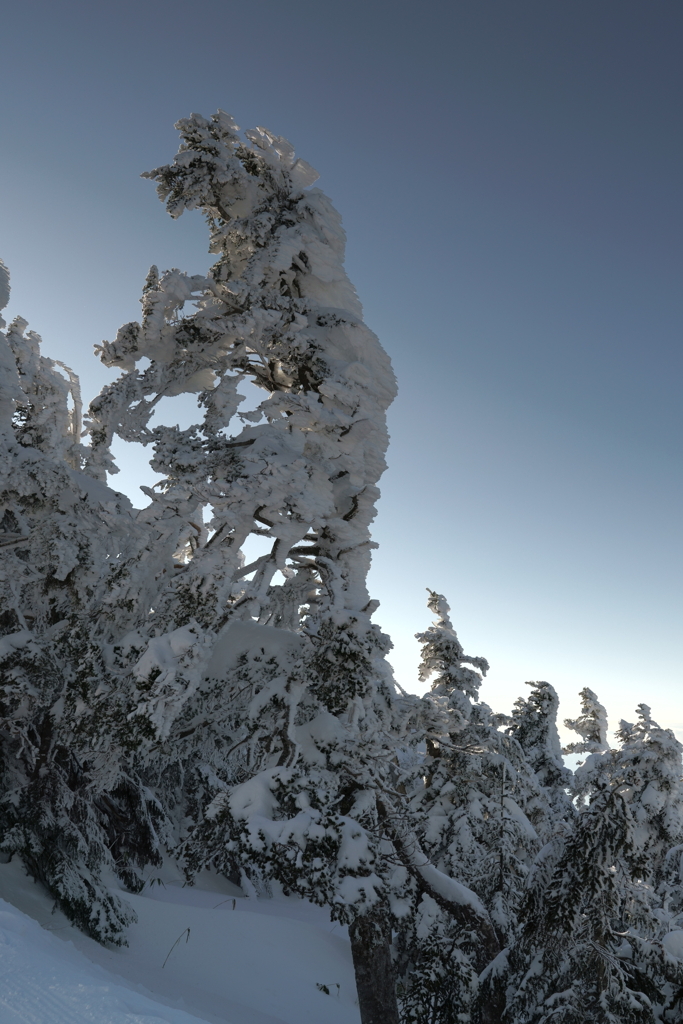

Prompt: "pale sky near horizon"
[1,1,682,744]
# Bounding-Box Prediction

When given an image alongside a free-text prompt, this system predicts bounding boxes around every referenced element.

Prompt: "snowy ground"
[0,858,360,1024]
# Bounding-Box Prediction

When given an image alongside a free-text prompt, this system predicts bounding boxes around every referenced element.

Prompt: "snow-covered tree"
[180,602,410,1023]
[412,592,535,933]
[415,589,490,730]
[610,707,683,1019]
[5,108,682,1024]
[507,778,654,1023]
[506,702,683,1023]
[613,706,683,881]
[508,680,573,820]
[86,110,395,639]
[564,687,609,757]
[397,594,562,1024]
[0,263,168,942]
[1,113,506,1022]
[75,111,503,1023]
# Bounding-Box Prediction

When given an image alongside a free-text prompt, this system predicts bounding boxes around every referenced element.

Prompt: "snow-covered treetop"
[6,318,83,469]
[615,704,683,796]
[508,681,572,805]
[86,110,397,631]
[0,258,84,467]
[0,261,24,435]
[417,590,489,697]
[0,259,9,317]
[563,687,609,756]
[415,590,489,728]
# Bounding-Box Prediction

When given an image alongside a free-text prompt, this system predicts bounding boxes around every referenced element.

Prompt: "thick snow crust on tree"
[86,109,397,636]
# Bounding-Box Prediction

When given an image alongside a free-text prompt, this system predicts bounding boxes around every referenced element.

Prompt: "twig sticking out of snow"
[162,927,191,968]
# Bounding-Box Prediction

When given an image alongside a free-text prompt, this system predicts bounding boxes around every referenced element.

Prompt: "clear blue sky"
[2,1,681,742]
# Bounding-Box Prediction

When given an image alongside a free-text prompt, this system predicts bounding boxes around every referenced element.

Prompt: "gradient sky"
[1,1,681,744]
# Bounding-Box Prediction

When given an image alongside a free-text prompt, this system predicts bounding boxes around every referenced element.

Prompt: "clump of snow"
[662,930,683,960]
[206,621,304,680]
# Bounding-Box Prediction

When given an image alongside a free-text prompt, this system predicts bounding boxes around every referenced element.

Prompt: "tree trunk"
[348,905,400,1024]
[477,985,505,1024]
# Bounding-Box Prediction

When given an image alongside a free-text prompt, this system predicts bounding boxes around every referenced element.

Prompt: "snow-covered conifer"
[507,702,683,1023]
[415,589,489,730]
[564,687,609,757]
[0,266,167,942]
[77,111,505,1024]
[508,680,573,819]
[613,706,683,878]
[400,594,553,1023]
[86,110,395,646]
[507,777,656,1023]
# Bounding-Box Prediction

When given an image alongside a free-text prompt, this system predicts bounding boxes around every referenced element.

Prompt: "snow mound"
[662,930,683,960]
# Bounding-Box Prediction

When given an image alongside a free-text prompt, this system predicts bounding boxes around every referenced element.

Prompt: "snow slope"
[0,897,210,1024]
[0,859,360,1024]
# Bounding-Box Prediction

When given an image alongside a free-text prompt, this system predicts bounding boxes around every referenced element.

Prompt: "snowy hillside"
[0,859,359,1024]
